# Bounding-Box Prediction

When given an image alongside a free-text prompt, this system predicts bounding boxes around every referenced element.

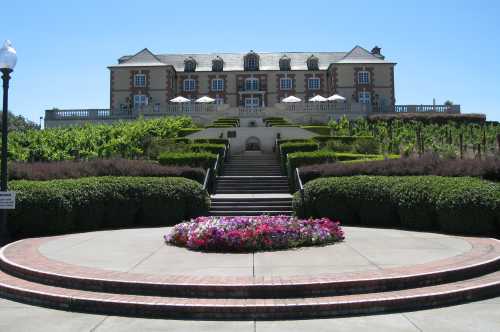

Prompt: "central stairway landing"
[209,151,293,216]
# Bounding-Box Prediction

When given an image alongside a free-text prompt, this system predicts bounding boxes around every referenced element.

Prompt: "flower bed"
[165,215,344,252]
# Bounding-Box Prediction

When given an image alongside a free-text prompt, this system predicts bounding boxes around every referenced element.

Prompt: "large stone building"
[109,45,396,112]
[44,46,460,128]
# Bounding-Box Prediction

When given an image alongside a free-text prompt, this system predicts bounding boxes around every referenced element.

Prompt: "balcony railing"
[390,104,460,113]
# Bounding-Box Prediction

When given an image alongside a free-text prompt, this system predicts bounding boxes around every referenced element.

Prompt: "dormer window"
[244,51,259,71]
[184,57,197,72]
[307,54,319,71]
[279,55,291,71]
[212,56,224,72]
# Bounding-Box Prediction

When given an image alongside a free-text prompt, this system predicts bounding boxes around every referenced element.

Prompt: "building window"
[247,57,257,70]
[245,78,259,91]
[279,55,291,71]
[358,91,371,104]
[244,51,259,71]
[134,74,146,87]
[154,103,160,112]
[308,78,320,90]
[212,56,224,72]
[184,57,197,72]
[211,79,224,91]
[183,79,196,92]
[358,71,370,84]
[133,95,147,108]
[280,78,293,90]
[215,96,225,105]
[244,97,260,108]
[307,55,319,71]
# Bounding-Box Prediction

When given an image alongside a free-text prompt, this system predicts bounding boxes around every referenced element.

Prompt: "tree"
[0,112,40,132]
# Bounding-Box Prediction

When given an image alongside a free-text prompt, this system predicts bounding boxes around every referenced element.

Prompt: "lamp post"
[0,40,17,245]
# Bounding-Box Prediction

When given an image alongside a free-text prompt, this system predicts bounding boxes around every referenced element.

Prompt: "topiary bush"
[9,177,210,239]
[294,176,500,236]
[158,151,217,169]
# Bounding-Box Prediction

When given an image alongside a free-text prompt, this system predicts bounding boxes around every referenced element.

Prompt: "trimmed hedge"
[193,138,230,147]
[9,159,206,183]
[288,151,398,171]
[293,176,500,236]
[158,151,217,169]
[280,142,319,158]
[189,143,226,156]
[9,176,210,238]
[302,126,331,136]
[277,139,312,148]
[299,155,500,184]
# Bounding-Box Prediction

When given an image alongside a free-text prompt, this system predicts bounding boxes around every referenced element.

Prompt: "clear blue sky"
[3,0,500,122]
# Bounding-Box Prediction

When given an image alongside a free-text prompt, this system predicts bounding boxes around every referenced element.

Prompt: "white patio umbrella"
[281,96,302,103]
[170,96,191,103]
[195,96,215,103]
[309,95,328,102]
[327,94,346,102]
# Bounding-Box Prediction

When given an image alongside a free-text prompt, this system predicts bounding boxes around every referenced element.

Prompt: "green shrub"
[353,139,380,154]
[178,128,203,137]
[170,138,192,144]
[9,177,210,238]
[294,176,500,236]
[277,139,312,148]
[301,126,331,136]
[193,138,229,147]
[158,151,217,169]
[280,142,319,157]
[325,140,353,152]
[189,143,226,156]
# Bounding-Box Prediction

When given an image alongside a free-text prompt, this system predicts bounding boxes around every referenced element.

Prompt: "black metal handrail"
[295,167,305,203]
[202,145,228,194]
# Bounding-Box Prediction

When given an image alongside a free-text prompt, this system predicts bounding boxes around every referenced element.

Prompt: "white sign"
[0,191,15,209]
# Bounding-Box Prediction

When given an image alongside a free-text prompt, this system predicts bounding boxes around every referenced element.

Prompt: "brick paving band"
[0,235,499,319]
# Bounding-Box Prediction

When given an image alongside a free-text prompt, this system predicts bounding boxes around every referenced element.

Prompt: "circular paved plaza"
[0,226,499,331]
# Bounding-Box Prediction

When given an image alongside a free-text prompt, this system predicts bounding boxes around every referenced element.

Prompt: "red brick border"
[1,236,499,299]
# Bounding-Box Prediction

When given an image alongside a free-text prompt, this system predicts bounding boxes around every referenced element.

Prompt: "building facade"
[108,45,396,113]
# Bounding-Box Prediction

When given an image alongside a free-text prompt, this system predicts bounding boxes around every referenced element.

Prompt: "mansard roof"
[113,46,394,70]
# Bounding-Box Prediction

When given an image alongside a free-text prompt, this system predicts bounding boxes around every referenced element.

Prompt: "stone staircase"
[210,151,293,216]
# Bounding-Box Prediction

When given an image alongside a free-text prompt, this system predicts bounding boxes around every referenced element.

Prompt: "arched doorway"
[245,136,261,151]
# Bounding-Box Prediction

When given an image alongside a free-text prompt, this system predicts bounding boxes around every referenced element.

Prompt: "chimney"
[371,46,384,59]
[371,46,381,55]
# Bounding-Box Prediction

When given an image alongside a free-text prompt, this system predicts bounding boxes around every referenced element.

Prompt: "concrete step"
[208,210,294,216]
[0,267,499,319]
[209,206,293,211]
